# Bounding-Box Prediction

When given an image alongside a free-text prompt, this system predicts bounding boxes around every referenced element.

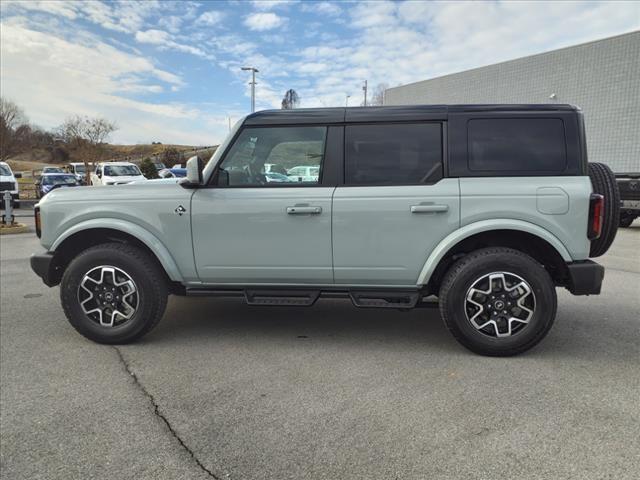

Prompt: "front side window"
[217,126,326,186]
[345,123,443,185]
[468,118,567,172]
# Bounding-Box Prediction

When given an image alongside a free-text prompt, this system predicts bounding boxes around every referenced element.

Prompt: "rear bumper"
[621,200,640,212]
[566,260,604,295]
[30,252,61,287]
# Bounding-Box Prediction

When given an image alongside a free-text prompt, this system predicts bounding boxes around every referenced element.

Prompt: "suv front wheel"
[60,242,168,344]
[439,247,557,356]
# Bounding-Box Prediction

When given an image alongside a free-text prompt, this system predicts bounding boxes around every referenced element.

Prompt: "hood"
[39,181,187,205]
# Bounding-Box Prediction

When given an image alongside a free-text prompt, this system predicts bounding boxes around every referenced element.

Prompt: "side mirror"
[14,172,22,179]
[97,171,102,178]
[185,156,204,185]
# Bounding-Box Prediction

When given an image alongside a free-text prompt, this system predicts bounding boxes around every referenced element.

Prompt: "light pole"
[362,80,368,107]
[241,66,259,112]
[345,94,351,107]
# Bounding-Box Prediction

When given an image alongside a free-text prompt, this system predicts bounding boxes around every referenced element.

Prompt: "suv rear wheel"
[439,247,557,356]
[60,242,168,344]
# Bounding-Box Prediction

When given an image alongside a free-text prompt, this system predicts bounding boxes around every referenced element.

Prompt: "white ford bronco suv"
[31,105,620,356]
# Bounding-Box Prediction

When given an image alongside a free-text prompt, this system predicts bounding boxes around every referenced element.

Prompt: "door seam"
[330,186,337,283]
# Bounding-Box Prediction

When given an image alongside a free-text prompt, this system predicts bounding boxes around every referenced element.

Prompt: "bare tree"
[0,97,29,160]
[281,89,300,110]
[368,83,389,106]
[57,115,117,183]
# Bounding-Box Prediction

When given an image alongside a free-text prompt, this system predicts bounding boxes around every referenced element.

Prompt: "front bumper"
[30,252,62,287]
[566,260,604,295]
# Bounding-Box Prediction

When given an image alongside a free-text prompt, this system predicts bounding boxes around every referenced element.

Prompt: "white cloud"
[244,12,286,31]
[301,1,343,16]
[0,22,226,144]
[135,29,170,44]
[2,0,79,19]
[157,15,183,34]
[250,0,296,11]
[3,0,166,34]
[135,29,214,60]
[197,10,225,26]
[288,0,640,107]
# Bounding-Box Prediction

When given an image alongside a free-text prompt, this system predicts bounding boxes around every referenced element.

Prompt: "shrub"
[139,157,158,179]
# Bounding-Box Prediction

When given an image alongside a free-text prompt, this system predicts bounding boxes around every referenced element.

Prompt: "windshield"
[0,165,11,176]
[74,165,86,173]
[43,167,63,173]
[43,175,77,185]
[104,165,141,176]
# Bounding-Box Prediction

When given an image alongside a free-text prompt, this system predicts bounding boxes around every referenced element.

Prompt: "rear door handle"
[286,206,322,215]
[410,204,449,213]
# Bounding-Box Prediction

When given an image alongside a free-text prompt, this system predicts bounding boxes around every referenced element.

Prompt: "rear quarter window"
[468,118,567,172]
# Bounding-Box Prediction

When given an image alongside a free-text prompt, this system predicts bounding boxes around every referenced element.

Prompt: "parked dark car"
[36,173,80,198]
[158,167,187,178]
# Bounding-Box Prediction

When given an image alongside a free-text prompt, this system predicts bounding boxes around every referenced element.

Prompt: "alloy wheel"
[464,272,536,338]
[77,266,138,327]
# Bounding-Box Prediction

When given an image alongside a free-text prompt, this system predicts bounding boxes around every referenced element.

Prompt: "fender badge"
[174,205,186,216]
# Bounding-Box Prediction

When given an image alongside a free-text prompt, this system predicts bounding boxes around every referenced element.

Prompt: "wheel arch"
[418,220,572,291]
[51,220,184,283]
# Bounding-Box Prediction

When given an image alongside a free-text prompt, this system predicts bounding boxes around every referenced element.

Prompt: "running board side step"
[185,287,428,309]
[349,291,420,308]
[245,289,320,306]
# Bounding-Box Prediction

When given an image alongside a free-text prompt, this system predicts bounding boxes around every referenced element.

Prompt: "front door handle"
[410,204,449,213]
[286,206,322,215]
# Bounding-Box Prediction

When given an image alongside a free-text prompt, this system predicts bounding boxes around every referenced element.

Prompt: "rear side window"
[345,123,442,185]
[468,118,567,172]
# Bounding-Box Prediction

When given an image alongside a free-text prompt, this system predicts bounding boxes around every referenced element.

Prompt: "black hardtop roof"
[243,104,579,125]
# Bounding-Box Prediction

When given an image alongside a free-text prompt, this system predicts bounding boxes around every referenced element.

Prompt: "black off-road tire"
[60,242,168,344]
[588,162,620,257]
[439,247,557,357]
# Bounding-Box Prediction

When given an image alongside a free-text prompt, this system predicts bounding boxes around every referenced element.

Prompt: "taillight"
[588,194,604,240]
[35,206,41,238]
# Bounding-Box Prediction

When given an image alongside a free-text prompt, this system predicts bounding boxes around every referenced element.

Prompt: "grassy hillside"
[6,144,210,172]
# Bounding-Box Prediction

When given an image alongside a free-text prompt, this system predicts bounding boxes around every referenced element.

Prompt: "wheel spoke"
[77,265,138,328]
[464,271,536,338]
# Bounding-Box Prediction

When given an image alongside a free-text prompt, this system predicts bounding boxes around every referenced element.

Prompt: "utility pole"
[346,94,351,107]
[362,80,368,107]
[241,66,259,113]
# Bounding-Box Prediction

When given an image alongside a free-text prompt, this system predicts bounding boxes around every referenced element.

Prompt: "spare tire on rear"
[588,162,620,257]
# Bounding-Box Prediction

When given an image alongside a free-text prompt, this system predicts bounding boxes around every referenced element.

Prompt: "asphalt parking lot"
[1,210,639,480]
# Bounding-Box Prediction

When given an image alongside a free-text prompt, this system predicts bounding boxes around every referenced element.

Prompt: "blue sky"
[1,0,638,145]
